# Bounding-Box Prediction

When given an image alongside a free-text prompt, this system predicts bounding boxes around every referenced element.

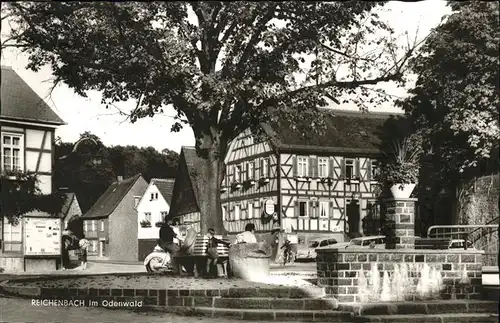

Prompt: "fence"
[427,224,499,266]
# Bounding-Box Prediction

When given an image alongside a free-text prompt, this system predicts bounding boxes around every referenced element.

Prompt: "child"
[78,235,89,270]
[206,228,230,278]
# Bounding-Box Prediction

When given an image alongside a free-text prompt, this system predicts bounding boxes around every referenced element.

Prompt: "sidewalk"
[1,261,145,276]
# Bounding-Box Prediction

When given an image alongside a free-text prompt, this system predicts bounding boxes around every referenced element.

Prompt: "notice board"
[24,217,61,256]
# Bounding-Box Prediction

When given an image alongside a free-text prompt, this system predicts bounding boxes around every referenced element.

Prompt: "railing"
[427,224,499,266]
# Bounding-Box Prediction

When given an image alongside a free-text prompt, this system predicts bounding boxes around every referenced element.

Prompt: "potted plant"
[140,220,151,228]
[155,221,163,227]
[379,135,422,199]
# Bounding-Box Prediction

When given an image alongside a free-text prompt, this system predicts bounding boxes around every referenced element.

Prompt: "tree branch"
[236,4,277,73]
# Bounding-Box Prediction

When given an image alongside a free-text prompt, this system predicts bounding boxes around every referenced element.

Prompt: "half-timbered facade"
[0,66,66,271]
[222,110,407,245]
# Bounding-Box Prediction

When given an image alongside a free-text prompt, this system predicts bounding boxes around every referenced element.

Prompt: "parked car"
[296,237,338,260]
[345,235,387,249]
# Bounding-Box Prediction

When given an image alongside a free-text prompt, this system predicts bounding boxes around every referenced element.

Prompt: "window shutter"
[251,161,255,179]
[308,157,313,177]
[295,200,299,217]
[314,157,319,178]
[341,159,346,179]
[355,159,360,178]
[258,159,262,179]
[292,156,297,177]
[367,160,372,180]
[309,200,314,217]
[329,158,334,178]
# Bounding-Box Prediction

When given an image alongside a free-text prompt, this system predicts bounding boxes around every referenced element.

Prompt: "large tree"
[401,1,499,184]
[5,2,422,233]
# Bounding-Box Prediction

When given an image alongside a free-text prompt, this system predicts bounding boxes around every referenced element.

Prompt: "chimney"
[117,176,123,182]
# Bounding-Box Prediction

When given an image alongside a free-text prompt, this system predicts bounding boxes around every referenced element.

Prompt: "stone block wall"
[316,248,484,303]
[383,198,417,249]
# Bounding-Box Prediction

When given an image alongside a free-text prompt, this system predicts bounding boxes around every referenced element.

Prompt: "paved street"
[0,297,310,323]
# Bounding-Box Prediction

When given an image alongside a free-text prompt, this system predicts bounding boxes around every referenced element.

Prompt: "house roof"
[0,66,65,125]
[82,174,143,219]
[168,147,204,217]
[60,193,76,218]
[151,178,175,205]
[262,109,410,156]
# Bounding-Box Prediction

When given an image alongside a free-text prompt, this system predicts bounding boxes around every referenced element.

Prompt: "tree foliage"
[0,171,67,224]
[5,2,422,232]
[55,133,179,213]
[400,1,499,180]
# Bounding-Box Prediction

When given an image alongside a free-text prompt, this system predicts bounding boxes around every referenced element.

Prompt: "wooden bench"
[175,235,230,276]
[415,238,451,250]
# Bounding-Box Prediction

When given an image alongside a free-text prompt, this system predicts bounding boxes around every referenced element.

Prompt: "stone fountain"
[315,198,485,303]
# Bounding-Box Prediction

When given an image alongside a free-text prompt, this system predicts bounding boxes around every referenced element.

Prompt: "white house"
[136,178,175,260]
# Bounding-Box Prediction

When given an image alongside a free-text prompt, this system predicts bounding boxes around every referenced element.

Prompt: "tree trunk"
[195,130,227,235]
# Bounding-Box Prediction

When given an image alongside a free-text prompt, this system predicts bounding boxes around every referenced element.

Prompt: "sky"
[0,1,451,153]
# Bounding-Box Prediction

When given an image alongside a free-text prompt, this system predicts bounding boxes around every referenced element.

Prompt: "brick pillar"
[383,198,417,249]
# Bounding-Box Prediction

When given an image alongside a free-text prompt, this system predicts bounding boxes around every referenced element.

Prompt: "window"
[134,196,140,208]
[235,165,242,183]
[222,206,227,221]
[345,159,355,179]
[297,156,308,177]
[1,133,23,172]
[150,193,155,200]
[100,220,104,232]
[3,219,22,252]
[299,201,308,217]
[91,220,96,231]
[90,240,98,253]
[318,157,329,178]
[144,212,151,222]
[371,160,379,180]
[319,201,329,218]
[248,202,253,219]
[234,204,240,221]
[328,239,337,245]
[246,162,254,180]
[261,158,270,178]
[160,211,168,221]
[155,193,158,199]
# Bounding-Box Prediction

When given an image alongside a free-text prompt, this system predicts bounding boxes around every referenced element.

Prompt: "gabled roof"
[82,174,143,219]
[150,178,175,205]
[262,109,410,155]
[168,147,204,217]
[1,66,65,125]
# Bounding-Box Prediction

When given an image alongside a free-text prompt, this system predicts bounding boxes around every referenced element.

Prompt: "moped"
[144,244,174,273]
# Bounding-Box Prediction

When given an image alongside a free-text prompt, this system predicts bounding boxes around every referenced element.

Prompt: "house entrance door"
[346,201,360,235]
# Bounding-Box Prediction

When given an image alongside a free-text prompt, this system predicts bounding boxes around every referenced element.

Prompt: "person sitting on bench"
[236,223,257,244]
[206,228,231,278]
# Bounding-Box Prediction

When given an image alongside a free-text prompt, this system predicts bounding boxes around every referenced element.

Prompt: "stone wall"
[316,248,484,303]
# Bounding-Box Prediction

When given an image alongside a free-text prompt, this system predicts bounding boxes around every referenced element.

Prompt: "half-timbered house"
[221,110,407,245]
[0,66,66,271]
